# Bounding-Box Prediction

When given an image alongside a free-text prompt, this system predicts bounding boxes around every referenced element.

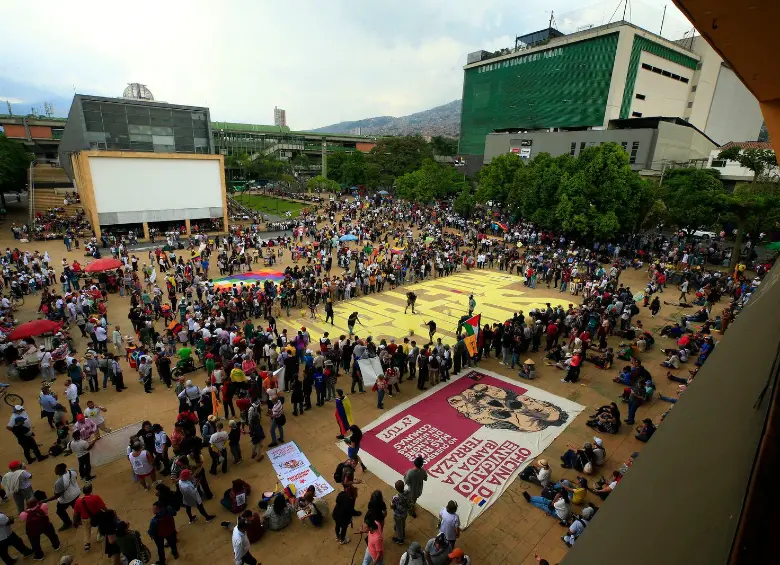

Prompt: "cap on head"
[448,548,465,559]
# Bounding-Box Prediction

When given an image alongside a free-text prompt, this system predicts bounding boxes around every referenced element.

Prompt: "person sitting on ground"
[591,437,606,466]
[263,493,294,531]
[520,459,551,487]
[560,442,595,472]
[616,342,636,361]
[562,505,595,547]
[635,418,657,442]
[586,347,613,370]
[590,470,622,500]
[519,359,536,380]
[522,489,571,525]
[558,477,588,505]
[613,365,632,385]
[297,485,328,527]
[221,479,252,514]
[585,403,621,434]
[660,351,682,369]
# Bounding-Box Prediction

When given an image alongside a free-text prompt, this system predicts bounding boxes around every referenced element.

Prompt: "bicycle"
[0,383,24,408]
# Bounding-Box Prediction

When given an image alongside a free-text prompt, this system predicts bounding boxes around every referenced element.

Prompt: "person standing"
[148,501,179,565]
[83,401,111,438]
[334,389,353,440]
[48,463,81,531]
[72,483,106,552]
[19,498,60,561]
[83,353,100,394]
[347,312,361,336]
[468,295,476,316]
[177,470,216,524]
[94,325,108,355]
[359,518,384,565]
[64,379,82,422]
[324,300,334,326]
[68,431,96,481]
[0,510,33,564]
[268,393,286,448]
[232,518,257,565]
[390,480,410,545]
[209,422,229,475]
[1,461,35,515]
[9,418,47,465]
[403,456,427,518]
[38,386,58,429]
[437,501,461,551]
[128,442,156,491]
[37,347,54,383]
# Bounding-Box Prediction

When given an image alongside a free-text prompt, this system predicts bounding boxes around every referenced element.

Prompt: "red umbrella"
[8,319,63,340]
[83,258,123,272]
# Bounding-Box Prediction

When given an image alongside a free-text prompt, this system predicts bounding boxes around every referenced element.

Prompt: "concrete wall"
[686,36,721,130]
[484,128,656,169]
[705,66,765,145]
[603,28,635,124]
[630,52,694,118]
[650,121,717,167]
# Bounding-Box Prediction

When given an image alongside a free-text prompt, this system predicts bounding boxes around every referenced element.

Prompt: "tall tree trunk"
[729,222,746,271]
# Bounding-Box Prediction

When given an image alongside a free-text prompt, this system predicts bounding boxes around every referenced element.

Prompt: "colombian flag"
[462,314,481,357]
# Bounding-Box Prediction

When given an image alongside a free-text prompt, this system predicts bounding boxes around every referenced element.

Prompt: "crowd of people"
[0,193,765,565]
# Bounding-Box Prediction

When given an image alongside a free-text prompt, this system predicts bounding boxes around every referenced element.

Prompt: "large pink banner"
[346,369,583,527]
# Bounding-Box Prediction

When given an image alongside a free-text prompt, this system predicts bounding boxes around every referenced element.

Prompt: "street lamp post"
[28,159,36,225]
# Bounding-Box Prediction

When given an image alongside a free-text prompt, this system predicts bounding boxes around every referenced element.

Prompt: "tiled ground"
[0,224,689,565]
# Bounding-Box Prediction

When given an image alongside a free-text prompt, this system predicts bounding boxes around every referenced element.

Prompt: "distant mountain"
[311,99,461,138]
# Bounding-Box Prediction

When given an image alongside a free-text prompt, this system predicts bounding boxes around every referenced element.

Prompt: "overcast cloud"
[0,0,692,129]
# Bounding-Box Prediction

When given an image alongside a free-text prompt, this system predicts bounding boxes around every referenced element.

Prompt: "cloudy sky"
[0,0,693,129]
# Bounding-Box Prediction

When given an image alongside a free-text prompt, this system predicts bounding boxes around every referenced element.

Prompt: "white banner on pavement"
[267,441,334,498]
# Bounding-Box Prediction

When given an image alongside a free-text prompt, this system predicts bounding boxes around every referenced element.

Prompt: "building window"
[652,66,662,74]
[687,101,694,108]
[632,112,643,117]
[711,159,727,168]
[570,142,576,156]
[691,85,697,92]
[580,142,586,152]
[696,62,703,70]
[680,77,689,83]
[642,63,652,70]
[630,141,639,165]
[635,93,646,100]
[621,142,628,152]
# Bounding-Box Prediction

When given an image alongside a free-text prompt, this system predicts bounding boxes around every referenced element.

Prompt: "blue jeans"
[502,347,511,364]
[658,394,677,404]
[377,389,385,408]
[362,548,384,565]
[626,399,639,423]
[270,418,284,444]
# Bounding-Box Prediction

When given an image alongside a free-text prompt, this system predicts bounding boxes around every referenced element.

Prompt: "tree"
[0,134,34,209]
[430,136,458,156]
[307,175,340,193]
[661,168,725,233]
[394,159,467,203]
[370,136,433,180]
[476,152,524,206]
[452,186,476,218]
[718,146,779,267]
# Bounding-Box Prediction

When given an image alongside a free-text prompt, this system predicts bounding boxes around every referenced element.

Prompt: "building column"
[184,218,191,235]
[142,222,150,240]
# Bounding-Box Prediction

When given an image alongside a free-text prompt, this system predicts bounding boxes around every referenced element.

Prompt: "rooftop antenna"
[44,102,53,117]
[660,4,667,36]
[549,10,556,29]
[6,101,11,116]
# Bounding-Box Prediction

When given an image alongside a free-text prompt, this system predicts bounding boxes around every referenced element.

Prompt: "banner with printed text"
[340,369,583,527]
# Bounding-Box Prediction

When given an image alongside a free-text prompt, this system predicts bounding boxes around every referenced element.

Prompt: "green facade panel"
[459,32,619,156]
[619,36,698,118]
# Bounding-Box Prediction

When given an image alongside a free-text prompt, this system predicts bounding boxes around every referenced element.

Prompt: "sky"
[0,0,694,130]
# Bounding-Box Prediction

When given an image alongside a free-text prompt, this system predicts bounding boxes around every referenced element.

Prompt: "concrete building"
[59,93,225,238]
[273,106,287,128]
[483,116,717,174]
[706,141,778,185]
[460,21,764,165]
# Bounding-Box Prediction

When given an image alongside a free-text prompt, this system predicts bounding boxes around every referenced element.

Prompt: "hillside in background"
[311,99,460,138]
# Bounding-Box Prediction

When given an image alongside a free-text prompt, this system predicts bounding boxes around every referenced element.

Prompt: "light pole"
[27,159,36,225]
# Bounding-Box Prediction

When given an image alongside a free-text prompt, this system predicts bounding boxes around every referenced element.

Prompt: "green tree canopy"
[307,175,340,193]
[452,186,476,218]
[0,134,33,191]
[394,159,467,203]
[661,168,725,233]
[476,152,524,206]
[370,136,433,180]
[430,136,458,156]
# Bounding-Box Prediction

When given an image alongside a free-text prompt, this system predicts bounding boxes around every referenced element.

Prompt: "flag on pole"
[462,314,481,357]
[211,386,222,418]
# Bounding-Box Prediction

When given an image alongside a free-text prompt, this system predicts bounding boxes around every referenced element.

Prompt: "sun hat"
[537,459,548,466]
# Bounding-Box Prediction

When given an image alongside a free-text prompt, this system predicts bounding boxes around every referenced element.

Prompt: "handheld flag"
[462,314,481,357]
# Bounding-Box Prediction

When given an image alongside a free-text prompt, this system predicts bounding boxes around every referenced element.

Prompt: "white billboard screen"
[88,156,223,224]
